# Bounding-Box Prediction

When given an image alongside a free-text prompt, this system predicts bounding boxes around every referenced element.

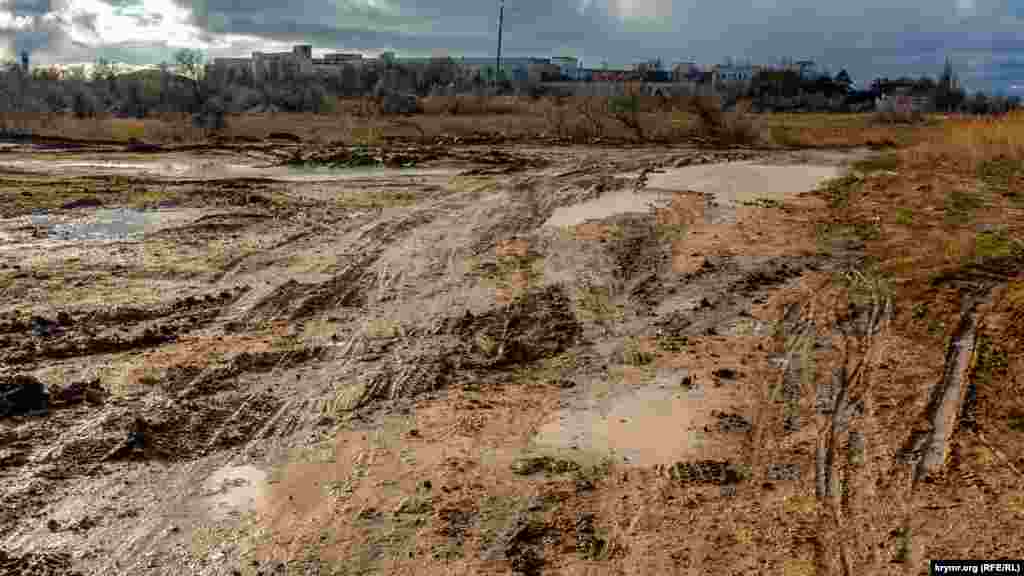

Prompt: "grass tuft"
[819,174,863,209]
[852,153,901,173]
[944,190,984,225]
[895,207,914,225]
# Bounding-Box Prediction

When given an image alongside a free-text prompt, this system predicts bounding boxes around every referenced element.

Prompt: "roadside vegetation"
[0,49,1018,150]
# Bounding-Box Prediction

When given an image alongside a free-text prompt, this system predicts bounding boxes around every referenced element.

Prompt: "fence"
[875,94,932,114]
[538,81,708,98]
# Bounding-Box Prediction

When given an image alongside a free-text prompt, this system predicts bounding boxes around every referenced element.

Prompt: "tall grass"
[0,97,964,148]
[909,110,1024,169]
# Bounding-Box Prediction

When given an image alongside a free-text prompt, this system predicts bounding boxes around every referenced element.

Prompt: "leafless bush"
[690,94,763,145]
[544,99,570,138]
[574,96,605,139]
[606,86,646,141]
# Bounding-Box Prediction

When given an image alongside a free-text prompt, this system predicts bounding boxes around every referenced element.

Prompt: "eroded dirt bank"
[1,141,1020,576]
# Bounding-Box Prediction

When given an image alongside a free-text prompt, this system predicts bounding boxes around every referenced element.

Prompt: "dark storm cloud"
[163,0,1023,89]
[173,0,614,56]
[2,0,1021,91]
[0,15,81,64]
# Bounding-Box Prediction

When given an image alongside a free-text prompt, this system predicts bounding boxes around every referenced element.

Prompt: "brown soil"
[0,135,1020,576]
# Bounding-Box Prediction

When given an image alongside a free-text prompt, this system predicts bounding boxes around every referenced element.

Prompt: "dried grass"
[0,98,950,149]
[907,110,1024,170]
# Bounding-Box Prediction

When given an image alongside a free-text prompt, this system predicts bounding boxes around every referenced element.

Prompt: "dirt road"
[3,140,994,575]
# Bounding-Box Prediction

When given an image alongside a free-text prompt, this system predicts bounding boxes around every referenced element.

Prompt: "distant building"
[317,53,364,65]
[551,56,579,80]
[794,60,818,80]
[251,45,313,81]
[713,64,758,88]
[671,62,701,82]
[208,44,697,87]
[579,68,637,82]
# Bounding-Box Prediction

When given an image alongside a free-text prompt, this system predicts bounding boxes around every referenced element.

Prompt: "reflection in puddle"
[533,377,733,467]
[544,189,671,228]
[643,162,842,204]
[30,208,162,241]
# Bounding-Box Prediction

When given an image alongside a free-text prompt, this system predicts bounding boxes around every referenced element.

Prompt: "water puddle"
[201,465,268,520]
[644,162,841,205]
[0,158,459,182]
[544,163,840,229]
[533,374,736,466]
[544,189,672,228]
[29,208,162,241]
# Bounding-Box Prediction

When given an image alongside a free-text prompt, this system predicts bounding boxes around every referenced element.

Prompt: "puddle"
[644,162,842,205]
[545,163,841,229]
[29,208,163,241]
[533,375,735,466]
[0,158,459,182]
[201,465,268,520]
[544,189,672,228]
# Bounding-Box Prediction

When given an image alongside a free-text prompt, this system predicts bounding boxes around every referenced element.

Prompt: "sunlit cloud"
[59,0,198,47]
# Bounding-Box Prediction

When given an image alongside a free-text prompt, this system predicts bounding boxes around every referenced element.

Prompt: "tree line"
[0,49,1017,122]
[737,58,1019,114]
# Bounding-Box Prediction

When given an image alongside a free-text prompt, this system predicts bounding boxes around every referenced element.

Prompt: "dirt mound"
[450,285,581,368]
[124,138,163,153]
[234,261,374,330]
[0,549,83,576]
[97,391,283,464]
[49,378,107,408]
[607,212,662,268]
[457,150,550,176]
[267,132,302,142]
[181,347,325,397]
[332,345,458,413]
[0,288,249,367]
[60,197,103,210]
[285,144,443,169]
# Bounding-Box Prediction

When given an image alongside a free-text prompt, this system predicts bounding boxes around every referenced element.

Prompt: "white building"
[712,64,759,89]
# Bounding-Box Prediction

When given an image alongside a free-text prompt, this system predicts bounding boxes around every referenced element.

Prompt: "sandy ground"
[1,140,1018,576]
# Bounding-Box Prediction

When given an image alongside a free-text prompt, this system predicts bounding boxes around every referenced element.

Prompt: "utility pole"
[496,0,505,83]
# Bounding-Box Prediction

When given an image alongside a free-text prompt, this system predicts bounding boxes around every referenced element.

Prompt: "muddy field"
[1,136,1022,576]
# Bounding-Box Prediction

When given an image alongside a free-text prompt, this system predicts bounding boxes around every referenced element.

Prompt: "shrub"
[690,95,762,145]
[873,109,924,125]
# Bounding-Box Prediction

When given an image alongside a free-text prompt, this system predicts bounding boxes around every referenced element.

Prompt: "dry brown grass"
[766,112,940,148]
[0,96,942,148]
[907,110,1024,170]
[803,110,1024,563]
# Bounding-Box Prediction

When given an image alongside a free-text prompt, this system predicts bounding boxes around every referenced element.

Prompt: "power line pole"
[496,0,505,82]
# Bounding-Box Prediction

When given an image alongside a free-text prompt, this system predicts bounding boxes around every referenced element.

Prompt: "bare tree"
[174,48,206,110]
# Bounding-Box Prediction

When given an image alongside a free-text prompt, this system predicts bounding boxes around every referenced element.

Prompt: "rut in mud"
[5,141,1020,575]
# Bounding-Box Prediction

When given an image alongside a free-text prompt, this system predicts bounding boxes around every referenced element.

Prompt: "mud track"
[4,142,995,575]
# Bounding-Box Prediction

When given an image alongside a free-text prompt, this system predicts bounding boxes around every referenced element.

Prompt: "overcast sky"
[1,0,1021,92]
